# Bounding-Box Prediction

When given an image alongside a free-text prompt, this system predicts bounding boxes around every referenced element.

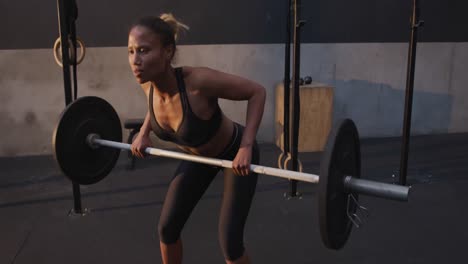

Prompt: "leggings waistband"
[216,123,242,159]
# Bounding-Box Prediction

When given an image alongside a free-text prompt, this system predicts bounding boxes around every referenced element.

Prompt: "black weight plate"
[318,118,361,250]
[52,96,122,185]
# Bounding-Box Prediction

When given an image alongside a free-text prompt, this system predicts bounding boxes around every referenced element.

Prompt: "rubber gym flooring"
[1,133,467,263]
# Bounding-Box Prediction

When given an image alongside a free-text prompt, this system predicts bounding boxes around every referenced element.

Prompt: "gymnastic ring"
[53,37,86,67]
[277,152,286,170]
[283,154,303,173]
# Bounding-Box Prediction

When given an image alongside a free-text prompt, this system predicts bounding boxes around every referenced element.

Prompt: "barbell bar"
[87,134,409,202]
[88,134,319,183]
[52,96,411,250]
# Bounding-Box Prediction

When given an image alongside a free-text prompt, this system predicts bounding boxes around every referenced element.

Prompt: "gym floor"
[1,133,467,264]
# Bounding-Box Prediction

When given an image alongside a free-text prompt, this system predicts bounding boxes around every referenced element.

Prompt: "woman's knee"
[218,224,246,261]
[157,220,180,244]
[219,236,245,261]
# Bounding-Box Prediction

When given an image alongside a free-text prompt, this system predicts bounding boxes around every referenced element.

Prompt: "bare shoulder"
[181,66,219,91]
[181,66,217,81]
[180,66,263,100]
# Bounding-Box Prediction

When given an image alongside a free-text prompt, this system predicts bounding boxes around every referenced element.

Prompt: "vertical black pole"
[283,0,292,155]
[57,0,73,105]
[288,0,303,197]
[69,1,79,100]
[57,0,83,214]
[72,182,82,213]
[399,0,423,185]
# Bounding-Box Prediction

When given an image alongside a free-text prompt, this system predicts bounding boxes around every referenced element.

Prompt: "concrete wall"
[1,42,467,156]
[2,0,467,156]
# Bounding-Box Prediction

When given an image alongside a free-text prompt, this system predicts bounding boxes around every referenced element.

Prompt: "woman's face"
[128,25,173,84]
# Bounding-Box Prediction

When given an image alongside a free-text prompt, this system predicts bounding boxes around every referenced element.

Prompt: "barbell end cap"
[86,133,101,149]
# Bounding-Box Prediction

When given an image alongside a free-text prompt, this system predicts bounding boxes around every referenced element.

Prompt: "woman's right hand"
[131,133,153,158]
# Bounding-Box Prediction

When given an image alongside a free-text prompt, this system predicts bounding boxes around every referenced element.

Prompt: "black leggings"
[157,124,259,261]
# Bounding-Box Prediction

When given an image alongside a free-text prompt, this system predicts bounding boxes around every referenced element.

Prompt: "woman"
[128,14,266,264]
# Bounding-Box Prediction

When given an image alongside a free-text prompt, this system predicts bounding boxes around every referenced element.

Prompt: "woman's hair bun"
[159,13,190,40]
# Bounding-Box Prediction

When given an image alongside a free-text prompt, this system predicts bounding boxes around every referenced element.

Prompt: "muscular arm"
[188,67,266,175]
[139,82,153,137]
[192,67,266,147]
[140,111,152,137]
[240,85,266,148]
[131,83,154,158]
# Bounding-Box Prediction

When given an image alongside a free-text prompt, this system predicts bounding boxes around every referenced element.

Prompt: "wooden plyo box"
[275,82,334,152]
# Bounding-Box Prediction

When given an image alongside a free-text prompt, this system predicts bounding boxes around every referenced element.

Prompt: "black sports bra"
[149,67,223,147]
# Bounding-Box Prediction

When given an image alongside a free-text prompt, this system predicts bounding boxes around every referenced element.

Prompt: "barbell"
[52,96,411,250]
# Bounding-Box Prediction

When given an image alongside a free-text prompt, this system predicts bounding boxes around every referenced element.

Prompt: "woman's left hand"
[232,145,253,176]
